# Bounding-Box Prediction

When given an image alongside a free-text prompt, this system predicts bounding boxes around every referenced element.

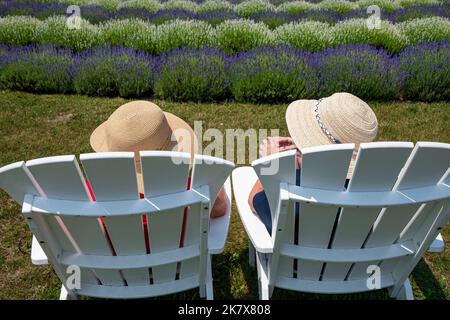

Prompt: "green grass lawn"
[0,90,449,300]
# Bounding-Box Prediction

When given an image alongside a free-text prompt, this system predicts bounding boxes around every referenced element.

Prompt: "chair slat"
[295,144,353,280]
[26,155,125,285]
[180,203,201,279]
[81,152,149,285]
[26,155,90,200]
[347,142,449,280]
[147,208,184,283]
[0,161,41,203]
[192,154,235,205]
[80,152,139,200]
[323,142,413,281]
[140,151,190,197]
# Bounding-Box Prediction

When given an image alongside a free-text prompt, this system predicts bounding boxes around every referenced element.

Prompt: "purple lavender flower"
[229,45,318,102]
[399,40,450,101]
[73,45,155,97]
[155,47,230,101]
[314,44,401,100]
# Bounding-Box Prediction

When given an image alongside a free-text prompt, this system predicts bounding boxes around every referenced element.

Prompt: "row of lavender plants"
[1,15,449,54]
[1,1,449,26]
[0,42,448,102]
[5,0,447,15]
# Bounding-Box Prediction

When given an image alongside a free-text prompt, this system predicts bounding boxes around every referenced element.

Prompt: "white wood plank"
[147,208,185,283]
[231,167,273,253]
[140,151,191,197]
[252,151,297,280]
[0,161,42,203]
[349,142,450,280]
[192,154,234,207]
[81,152,149,286]
[80,152,139,200]
[323,142,413,280]
[26,156,124,286]
[294,144,354,280]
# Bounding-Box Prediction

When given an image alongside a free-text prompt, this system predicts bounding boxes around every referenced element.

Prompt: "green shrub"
[0,16,41,46]
[235,0,275,18]
[399,0,441,8]
[196,0,233,14]
[331,18,409,53]
[214,19,273,53]
[318,0,357,14]
[399,17,450,45]
[357,0,400,13]
[163,0,199,11]
[117,0,162,13]
[36,16,100,52]
[100,19,157,53]
[277,1,316,15]
[155,20,214,54]
[274,21,332,52]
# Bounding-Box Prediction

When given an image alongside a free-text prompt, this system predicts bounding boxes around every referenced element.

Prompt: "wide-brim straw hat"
[90,100,196,192]
[286,92,378,178]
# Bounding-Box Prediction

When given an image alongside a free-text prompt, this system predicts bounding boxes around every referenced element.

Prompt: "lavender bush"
[0,15,40,46]
[0,45,74,93]
[73,46,154,97]
[155,47,229,101]
[229,45,318,102]
[315,44,401,100]
[399,41,450,101]
[36,15,100,52]
[213,19,273,53]
[332,18,409,53]
[274,21,332,51]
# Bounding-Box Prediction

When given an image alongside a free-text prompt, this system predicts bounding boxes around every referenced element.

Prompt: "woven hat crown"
[104,101,172,152]
[320,92,378,144]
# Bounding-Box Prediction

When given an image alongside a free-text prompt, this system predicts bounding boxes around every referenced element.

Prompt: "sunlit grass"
[0,90,448,299]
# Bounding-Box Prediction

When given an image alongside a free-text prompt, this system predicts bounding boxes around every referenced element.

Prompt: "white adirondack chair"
[0,151,234,300]
[232,142,450,300]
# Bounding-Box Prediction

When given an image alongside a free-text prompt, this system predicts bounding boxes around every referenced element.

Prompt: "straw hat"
[285,92,378,178]
[90,100,196,192]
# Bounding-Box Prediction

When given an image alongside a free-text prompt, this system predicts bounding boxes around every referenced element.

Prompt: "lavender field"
[0,0,449,102]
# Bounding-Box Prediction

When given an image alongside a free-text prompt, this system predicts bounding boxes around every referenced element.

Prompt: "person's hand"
[259,136,297,157]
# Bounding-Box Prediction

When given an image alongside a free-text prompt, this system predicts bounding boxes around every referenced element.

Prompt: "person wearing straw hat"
[248,92,379,235]
[90,100,228,218]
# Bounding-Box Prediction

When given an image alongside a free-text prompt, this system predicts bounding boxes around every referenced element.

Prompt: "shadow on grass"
[411,259,447,300]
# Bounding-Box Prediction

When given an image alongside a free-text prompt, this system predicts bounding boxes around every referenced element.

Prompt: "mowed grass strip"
[0,90,449,299]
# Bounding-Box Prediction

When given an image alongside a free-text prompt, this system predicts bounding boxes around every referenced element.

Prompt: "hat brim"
[90,111,197,193]
[285,99,356,178]
[90,111,196,154]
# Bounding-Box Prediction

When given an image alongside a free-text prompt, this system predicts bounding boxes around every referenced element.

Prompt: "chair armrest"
[208,178,232,254]
[232,167,273,253]
[31,235,48,265]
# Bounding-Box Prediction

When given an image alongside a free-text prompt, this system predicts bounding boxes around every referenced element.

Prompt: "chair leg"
[428,233,445,253]
[256,252,269,300]
[389,279,414,300]
[59,285,78,300]
[206,255,214,300]
[248,240,256,268]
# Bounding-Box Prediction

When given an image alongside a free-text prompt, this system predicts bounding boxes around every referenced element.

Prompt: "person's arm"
[248,179,264,214]
[248,136,299,215]
[210,187,227,218]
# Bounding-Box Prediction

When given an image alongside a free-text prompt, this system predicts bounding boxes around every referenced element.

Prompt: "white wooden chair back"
[0,151,234,299]
[252,142,450,295]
